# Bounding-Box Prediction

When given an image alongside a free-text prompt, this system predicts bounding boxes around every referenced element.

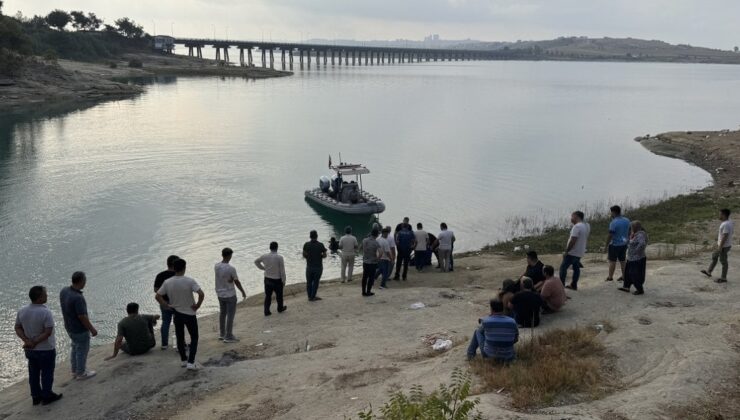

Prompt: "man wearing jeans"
[560,211,590,291]
[214,248,246,343]
[702,208,734,283]
[466,299,519,362]
[302,230,327,301]
[156,258,205,371]
[394,225,415,281]
[153,255,179,350]
[60,271,98,380]
[375,227,393,289]
[255,242,288,316]
[15,286,63,405]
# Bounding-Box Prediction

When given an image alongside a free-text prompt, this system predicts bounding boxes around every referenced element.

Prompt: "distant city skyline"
[6,0,739,50]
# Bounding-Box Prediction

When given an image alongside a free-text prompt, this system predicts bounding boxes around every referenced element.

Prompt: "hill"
[460,36,740,64]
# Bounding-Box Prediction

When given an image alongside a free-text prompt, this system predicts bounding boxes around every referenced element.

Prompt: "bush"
[108,61,117,68]
[0,47,26,76]
[127,58,142,68]
[470,326,614,409]
[42,48,58,62]
[356,368,482,420]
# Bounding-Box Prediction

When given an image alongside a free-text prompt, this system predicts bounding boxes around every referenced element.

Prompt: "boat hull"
[304,189,386,215]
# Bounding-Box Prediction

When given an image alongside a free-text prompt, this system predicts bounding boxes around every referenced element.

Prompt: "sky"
[5,0,740,50]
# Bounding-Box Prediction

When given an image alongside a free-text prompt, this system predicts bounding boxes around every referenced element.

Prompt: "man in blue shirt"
[60,271,98,380]
[605,205,631,282]
[467,299,519,362]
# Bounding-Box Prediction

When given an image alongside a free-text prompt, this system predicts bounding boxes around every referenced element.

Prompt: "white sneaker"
[76,370,96,380]
[161,345,168,350]
[218,336,224,341]
[180,361,187,368]
[223,337,240,343]
[186,362,200,371]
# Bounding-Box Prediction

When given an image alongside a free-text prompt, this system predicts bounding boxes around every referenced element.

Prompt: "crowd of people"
[13,208,733,406]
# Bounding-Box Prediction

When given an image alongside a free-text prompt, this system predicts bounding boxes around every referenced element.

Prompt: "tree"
[46,9,71,31]
[70,11,90,30]
[114,17,144,39]
[735,46,739,53]
[86,12,103,30]
[0,1,4,16]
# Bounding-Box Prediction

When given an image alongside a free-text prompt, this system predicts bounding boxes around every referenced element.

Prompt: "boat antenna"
[339,152,343,165]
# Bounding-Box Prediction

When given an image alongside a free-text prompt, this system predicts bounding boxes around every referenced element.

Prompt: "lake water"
[2,60,738,389]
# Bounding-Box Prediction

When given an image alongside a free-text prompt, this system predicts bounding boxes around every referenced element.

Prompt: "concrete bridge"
[174,38,490,69]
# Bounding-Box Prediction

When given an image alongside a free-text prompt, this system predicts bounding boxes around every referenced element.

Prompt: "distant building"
[153,35,175,54]
[423,34,440,43]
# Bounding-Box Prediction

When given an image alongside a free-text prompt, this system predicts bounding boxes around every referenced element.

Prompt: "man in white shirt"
[15,286,62,406]
[255,242,288,316]
[338,226,358,282]
[560,211,591,291]
[375,227,393,289]
[156,259,205,370]
[434,223,456,272]
[214,248,246,343]
[414,223,429,272]
[702,208,734,283]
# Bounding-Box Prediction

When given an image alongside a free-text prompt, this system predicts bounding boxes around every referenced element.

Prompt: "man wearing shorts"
[605,205,630,282]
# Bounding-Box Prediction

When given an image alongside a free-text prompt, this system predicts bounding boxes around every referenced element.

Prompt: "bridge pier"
[269,49,274,68]
[261,48,266,67]
[352,50,356,65]
[188,46,193,56]
[281,49,286,70]
[247,48,253,66]
[239,48,244,66]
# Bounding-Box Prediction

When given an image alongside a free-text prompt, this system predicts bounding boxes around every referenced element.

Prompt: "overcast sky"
[6,0,740,49]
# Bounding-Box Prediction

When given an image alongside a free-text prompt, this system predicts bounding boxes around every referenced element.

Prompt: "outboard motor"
[319,176,331,193]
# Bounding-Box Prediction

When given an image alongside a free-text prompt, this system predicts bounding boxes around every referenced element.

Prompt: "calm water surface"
[2,60,737,388]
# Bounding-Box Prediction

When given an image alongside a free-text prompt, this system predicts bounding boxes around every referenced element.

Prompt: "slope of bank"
[0,53,291,112]
[0,130,738,420]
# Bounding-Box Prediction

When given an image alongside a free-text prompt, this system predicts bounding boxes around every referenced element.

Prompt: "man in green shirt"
[106,303,159,359]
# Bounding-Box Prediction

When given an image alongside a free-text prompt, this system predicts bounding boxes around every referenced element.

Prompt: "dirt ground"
[0,245,737,420]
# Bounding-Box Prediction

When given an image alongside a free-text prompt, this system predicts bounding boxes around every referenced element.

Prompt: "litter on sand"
[432,339,453,351]
[409,302,426,309]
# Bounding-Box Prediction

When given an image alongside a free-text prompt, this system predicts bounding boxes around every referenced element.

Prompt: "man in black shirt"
[519,251,545,291]
[509,277,542,328]
[303,230,327,301]
[153,255,178,350]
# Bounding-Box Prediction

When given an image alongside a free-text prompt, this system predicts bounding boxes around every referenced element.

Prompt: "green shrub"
[128,58,142,68]
[356,368,482,420]
[108,61,117,68]
[0,47,26,76]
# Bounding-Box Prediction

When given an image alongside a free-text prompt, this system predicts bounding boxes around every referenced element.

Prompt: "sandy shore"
[0,53,290,112]
[1,131,739,420]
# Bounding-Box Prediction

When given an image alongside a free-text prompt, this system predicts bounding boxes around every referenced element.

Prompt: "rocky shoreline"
[0,53,291,112]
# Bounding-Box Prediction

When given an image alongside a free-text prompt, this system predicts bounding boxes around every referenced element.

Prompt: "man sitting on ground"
[106,303,159,359]
[520,251,545,291]
[509,277,543,328]
[540,265,566,314]
[466,299,519,362]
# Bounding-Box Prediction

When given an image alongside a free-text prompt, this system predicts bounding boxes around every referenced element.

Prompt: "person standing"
[338,226,358,283]
[15,286,63,405]
[215,248,246,343]
[303,230,327,301]
[605,206,630,282]
[153,255,179,350]
[60,271,97,380]
[541,265,567,313]
[560,211,590,290]
[361,228,381,296]
[394,224,415,281]
[106,303,159,359]
[434,223,456,272]
[156,259,205,370]
[413,223,429,272]
[620,221,649,295]
[255,242,288,316]
[394,217,411,237]
[375,227,393,289]
[702,208,734,283]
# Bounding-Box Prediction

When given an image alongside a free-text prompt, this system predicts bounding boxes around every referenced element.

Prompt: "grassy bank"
[488,131,740,256]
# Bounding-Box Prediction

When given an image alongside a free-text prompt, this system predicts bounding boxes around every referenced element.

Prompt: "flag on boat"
[328,155,332,168]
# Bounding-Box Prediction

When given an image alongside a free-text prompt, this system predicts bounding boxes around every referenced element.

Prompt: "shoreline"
[0,52,291,112]
[1,130,738,419]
